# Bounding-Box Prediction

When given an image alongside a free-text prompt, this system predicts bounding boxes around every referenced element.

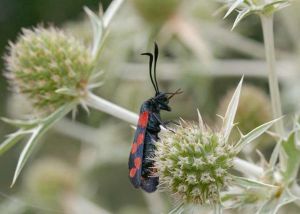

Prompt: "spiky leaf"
[11,103,75,186]
[84,6,104,58]
[0,131,27,156]
[234,118,281,152]
[281,131,300,184]
[224,0,244,18]
[231,175,278,189]
[222,76,243,142]
[232,8,251,30]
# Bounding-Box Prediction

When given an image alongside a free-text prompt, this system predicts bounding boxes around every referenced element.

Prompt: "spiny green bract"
[5,27,94,113]
[217,84,272,148]
[155,122,235,205]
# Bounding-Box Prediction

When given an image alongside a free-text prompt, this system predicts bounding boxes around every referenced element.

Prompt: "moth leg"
[152,113,173,130]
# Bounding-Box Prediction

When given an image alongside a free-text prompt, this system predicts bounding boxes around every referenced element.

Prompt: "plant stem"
[85,92,138,125]
[260,14,284,136]
[233,157,263,177]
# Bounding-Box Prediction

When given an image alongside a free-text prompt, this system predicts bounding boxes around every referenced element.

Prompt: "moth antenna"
[167,88,183,100]
[141,52,158,94]
[153,42,160,94]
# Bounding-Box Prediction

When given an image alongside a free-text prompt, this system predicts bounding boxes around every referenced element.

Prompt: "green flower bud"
[5,27,94,113]
[131,0,182,26]
[155,122,235,205]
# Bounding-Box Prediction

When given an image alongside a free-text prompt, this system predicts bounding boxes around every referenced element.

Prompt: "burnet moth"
[128,43,182,192]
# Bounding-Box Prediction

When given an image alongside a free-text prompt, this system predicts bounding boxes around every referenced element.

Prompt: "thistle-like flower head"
[154,77,280,209]
[1,4,125,188]
[5,27,94,113]
[155,122,235,204]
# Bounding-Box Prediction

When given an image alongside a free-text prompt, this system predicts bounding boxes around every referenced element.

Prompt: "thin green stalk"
[260,14,284,136]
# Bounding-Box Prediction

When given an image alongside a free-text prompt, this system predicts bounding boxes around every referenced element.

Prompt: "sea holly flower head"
[155,121,235,205]
[154,77,281,210]
[5,27,95,114]
[220,0,291,29]
[0,3,120,187]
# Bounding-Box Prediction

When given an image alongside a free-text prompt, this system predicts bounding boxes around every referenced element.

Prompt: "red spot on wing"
[137,133,144,145]
[131,143,138,154]
[138,111,149,128]
[129,168,137,177]
[134,157,142,168]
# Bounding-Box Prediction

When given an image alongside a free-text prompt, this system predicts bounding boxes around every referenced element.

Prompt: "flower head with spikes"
[5,27,95,113]
[155,118,235,205]
[0,2,129,187]
[154,77,281,209]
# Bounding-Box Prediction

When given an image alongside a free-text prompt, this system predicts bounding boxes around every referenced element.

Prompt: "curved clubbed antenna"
[141,52,158,94]
[153,42,160,95]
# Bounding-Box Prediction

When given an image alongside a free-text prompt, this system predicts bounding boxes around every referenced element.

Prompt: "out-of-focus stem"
[85,92,138,125]
[260,14,284,136]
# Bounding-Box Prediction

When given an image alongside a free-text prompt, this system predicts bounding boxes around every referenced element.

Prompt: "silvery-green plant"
[221,0,289,136]
[220,117,300,213]
[221,0,287,161]
[0,0,139,186]
[154,77,282,213]
[217,1,300,213]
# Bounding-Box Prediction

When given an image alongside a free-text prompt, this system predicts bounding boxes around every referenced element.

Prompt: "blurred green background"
[1,0,300,213]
